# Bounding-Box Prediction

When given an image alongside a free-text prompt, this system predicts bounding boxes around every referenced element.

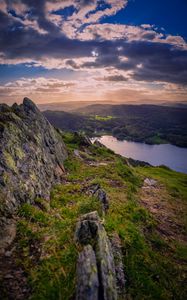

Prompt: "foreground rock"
[76,245,99,300]
[0,98,67,251]
[143,178,157,187]
[84,184,109,213]
[75,211,118,300]
[110,233,126,295]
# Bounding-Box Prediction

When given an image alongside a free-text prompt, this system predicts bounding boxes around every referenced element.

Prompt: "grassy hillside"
[44,104,187,147]
[1,133,186,300]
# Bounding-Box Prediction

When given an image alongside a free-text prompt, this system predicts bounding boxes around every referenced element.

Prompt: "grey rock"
[0,98,67,250]
[75,211,99,245]
[79,211,100,222]
[95,188,109,212]
[75,219,98,245]
[86,183,100,195]
[86,184,109,213]
[128,157,151,167]
[96,221,117,300]
[144,178,157,187]
[93,139,106,148]
[76,245,99,300]
[73,132,92,146]
[110,233,126,296]
[4,250,12,257]
[73,149,83,160]
[0,220,16,254]
[75,211,117,300]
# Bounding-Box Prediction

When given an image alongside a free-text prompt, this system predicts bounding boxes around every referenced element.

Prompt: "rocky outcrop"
[76,245,99,300]
[0,98,67,251]
[84,184,109,213]
[73,132,92,147]
[110,233,126,295]
[143,178,157,187]
[93,139,107,148]
[75,211,118,300]
[127,158,150,167]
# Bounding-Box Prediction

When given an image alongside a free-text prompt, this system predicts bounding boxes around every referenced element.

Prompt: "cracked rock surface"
[75,211,118,300]
[0,98,67,251]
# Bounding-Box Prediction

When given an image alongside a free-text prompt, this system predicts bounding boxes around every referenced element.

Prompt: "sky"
[0,0,187,105]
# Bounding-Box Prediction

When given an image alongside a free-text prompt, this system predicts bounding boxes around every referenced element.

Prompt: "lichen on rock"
[0,97,67,251]
[76,244,99,300]
[75,211,117,300]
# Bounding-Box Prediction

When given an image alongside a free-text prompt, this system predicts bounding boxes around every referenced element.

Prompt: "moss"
[2,171,10,185]
[4,150,17,172]
[30,173,37,181]
[15,147,25,160]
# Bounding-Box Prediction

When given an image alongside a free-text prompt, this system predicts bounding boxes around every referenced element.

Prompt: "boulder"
[75,211,117,300]
[95,188,109,212]
[0,98,67,251]
[86,184,109,213]
[73,132,92,147]
[95,219,117,300]
[93,139,106,148]
[144,178,157,187]
[110,233,126,295]
[75,219,98,245]
[76,245,99,300]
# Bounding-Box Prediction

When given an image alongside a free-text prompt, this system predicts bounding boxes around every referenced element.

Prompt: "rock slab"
[75,211,117,300]
[76,245,99,300]
[0,98,67,250]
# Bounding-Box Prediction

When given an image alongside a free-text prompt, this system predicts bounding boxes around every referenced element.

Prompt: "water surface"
[94,135,187,174]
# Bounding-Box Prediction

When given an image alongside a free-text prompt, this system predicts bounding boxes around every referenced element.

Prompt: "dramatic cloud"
[0,77,76,103]
[0,0,186,103]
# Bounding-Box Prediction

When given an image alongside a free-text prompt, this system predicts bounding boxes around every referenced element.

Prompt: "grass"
[16,177,102,300]
[14,133,187,300]
[136,165,187,201]
[91,115,115,121]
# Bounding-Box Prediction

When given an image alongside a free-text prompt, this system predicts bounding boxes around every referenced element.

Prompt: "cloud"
[0,77,76,102]
[0,73,186,105]
[0,0,187,104]
[56,0,127,40]
[75,23,187,50]
[95,74,128,81]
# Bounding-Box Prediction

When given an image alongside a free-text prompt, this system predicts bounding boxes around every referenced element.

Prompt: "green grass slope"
[1,133,186,300]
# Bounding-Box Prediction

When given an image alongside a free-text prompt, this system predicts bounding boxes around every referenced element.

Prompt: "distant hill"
[38,101,187,112]
[44,110,87,131]
[38,100,115,112]
[44,104,187,147]
[73,103,187,118]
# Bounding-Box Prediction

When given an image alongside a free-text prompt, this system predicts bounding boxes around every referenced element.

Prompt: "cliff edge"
[0,98,67,251]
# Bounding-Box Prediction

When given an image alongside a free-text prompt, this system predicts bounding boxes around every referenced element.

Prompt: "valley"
[43,104,187,148]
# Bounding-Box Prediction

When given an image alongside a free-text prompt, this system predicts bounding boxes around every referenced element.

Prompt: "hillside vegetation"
[1,132,186,300]
[44,104,187,147]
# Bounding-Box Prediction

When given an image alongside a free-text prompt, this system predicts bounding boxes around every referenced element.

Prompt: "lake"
[93,135,187,174]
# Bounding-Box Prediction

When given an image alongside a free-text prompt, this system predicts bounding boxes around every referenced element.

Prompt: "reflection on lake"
[93,135,187,174]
